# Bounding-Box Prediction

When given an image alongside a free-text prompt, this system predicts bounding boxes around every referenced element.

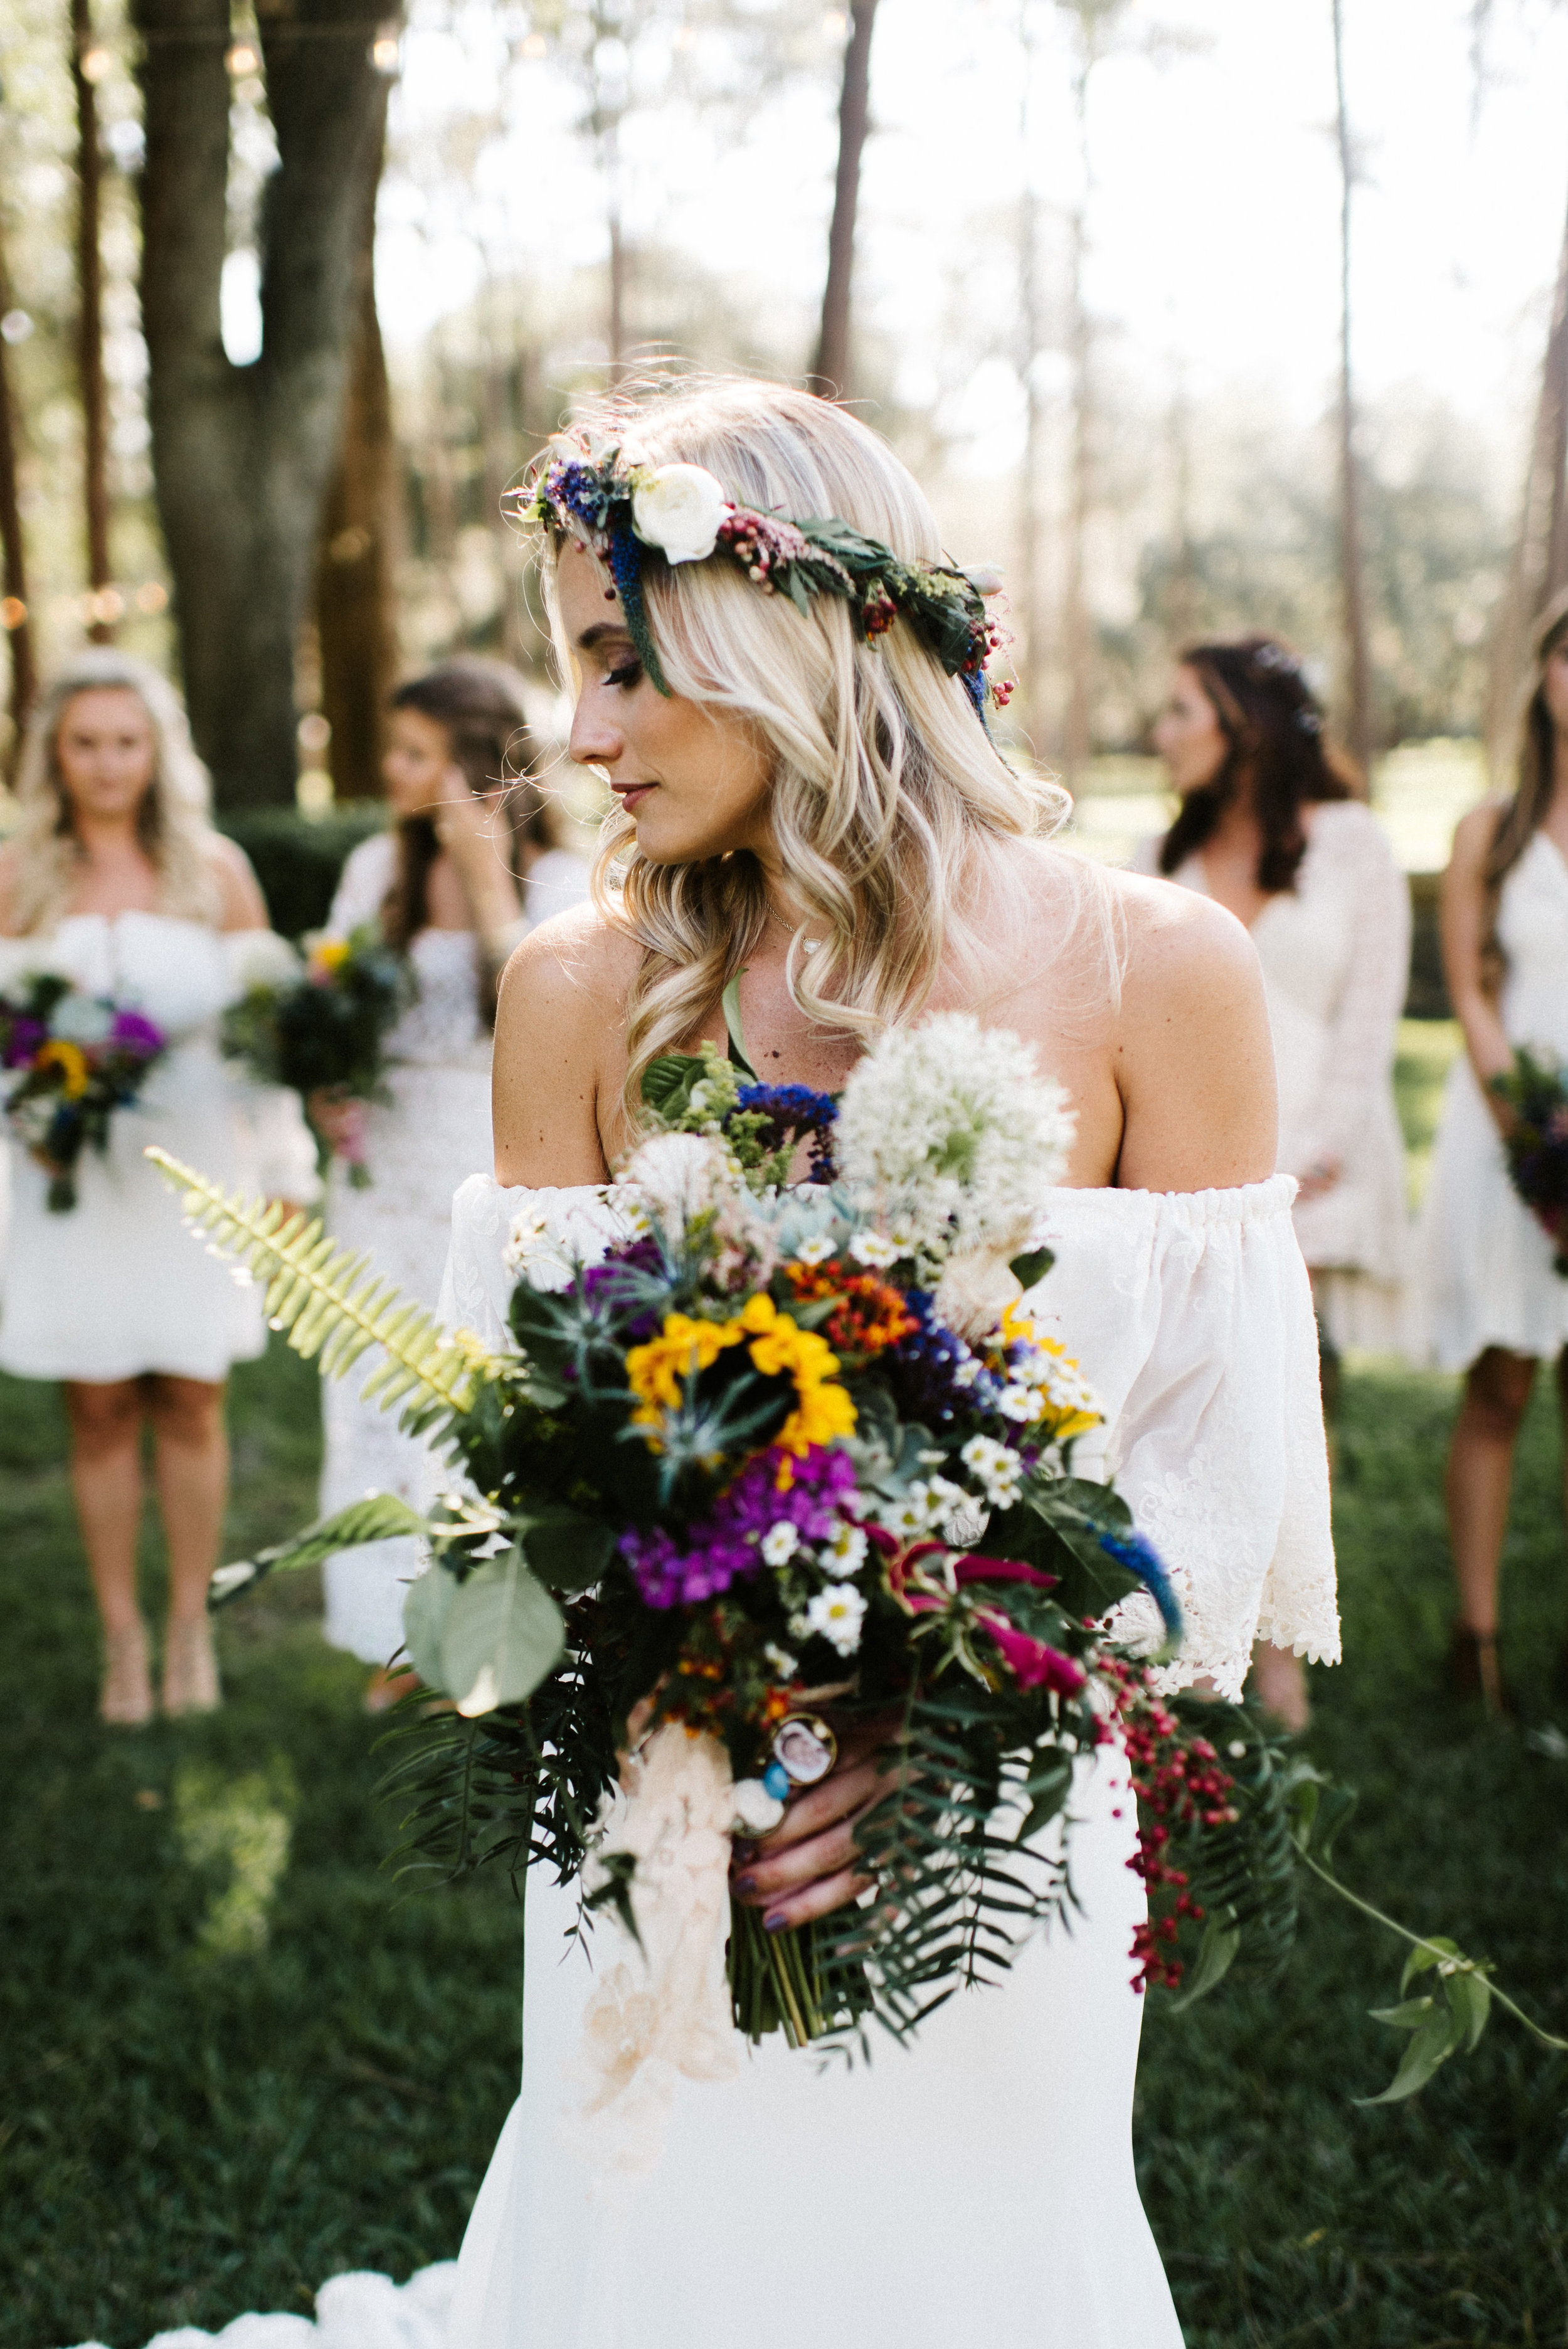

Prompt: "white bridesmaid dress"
[0,912,315,1384]
[317,833,591,1665]
[1412,829,1568,1371]
[429,1169,1337,2349]
[1133,803,1411,1352]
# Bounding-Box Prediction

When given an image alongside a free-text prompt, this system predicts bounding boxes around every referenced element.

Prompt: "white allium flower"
[848,1230,900,1269]
[825,1521,868,1573]
[961,1434,1024,1508]
[760,1521,800,1567]
[793,1234,837,1267]
[631,462,728,564]
[835,1015,1075,1266]
[502,1192,632,1291]
[616,1132,742,1241]
[805,1582,867,1657]
[730,1777,787,1835]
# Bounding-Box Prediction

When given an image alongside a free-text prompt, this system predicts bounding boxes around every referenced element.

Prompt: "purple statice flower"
[619,1441,861,1609]
[3,1016,47,1069]
[108,1007,166,1059]
[735,1081,839,1180]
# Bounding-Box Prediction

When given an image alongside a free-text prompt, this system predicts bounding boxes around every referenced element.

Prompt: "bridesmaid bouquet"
[220,923,415,1187]
[0,971,167,1211]
[1491,1047,1568,1275]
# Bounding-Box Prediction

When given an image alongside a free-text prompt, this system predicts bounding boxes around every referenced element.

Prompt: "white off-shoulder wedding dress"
[64,1170,1335,2349]
[435,1170,1337,2349]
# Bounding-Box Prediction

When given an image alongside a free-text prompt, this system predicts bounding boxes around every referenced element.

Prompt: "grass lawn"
[4,1305,1567,2343]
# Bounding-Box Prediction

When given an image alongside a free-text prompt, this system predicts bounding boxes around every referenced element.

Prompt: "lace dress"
[1412,830,1568,1370]
[430,1170,1337,2349]
[0,913,315,1384]
[1133,803,1411,1350]
[317,834,591,1664]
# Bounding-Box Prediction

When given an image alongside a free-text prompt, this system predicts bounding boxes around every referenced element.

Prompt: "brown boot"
[100,1617,154,1726]
[1446,1623,1516,1721]
[162,1616,221,1716]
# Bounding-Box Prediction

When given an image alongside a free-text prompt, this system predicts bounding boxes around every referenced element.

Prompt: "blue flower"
[1098,1528,1183,1640]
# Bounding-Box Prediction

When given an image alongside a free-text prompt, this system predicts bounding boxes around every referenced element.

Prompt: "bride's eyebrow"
[575,621,633,655]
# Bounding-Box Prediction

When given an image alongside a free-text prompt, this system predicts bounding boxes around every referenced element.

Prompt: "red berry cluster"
[1096,1651,1239,1994]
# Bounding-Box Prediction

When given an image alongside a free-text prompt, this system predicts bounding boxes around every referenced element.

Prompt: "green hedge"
[218,807,387,941]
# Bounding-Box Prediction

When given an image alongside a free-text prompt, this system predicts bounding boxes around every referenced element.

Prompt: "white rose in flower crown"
[631,464,729,565]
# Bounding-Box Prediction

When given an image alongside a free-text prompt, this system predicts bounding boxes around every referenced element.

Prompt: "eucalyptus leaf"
[401,1562,454,1688]
[1008,1245,1054,1292]
[520,1506,616,1598]
[1167,1910,1242,2012]
[438,1544,566,1717]
[1358,2003,1460,2105]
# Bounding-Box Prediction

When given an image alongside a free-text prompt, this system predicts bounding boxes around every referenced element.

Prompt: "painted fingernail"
[732,1839,758,1865]
[763,1911,789,1933]
[733,1872,757,1895]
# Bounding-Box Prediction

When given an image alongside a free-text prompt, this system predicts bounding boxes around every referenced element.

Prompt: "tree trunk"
[1332,0,1372,793]
[72,0,113,639]
[809,0,878,399]
[0,216,38,774]
[1486,181,1568,781]
[315,157,397,802]
[133,0,394,809]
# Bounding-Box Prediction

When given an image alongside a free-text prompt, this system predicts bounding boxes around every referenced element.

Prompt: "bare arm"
[434,768,526,957]
[1441,801,1513,1125]
[1111,876,1278,1193]
[209,835,269,932]
[492,906,639,1185]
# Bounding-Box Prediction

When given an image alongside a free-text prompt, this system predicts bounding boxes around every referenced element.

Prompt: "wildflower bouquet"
[150,1007,1568,2096]
[1491,1047,1568,1275]
[220,921,414,1187]
[1,971,167,1211]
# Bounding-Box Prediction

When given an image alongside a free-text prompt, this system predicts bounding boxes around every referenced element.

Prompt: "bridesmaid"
[0,651,314,1723]
[1414,591,1568,1714]
[314,658,591,1705]
[1141,636,1409,1729]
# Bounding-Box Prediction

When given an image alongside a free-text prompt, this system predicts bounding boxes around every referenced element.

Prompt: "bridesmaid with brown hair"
[312,658,591,1702]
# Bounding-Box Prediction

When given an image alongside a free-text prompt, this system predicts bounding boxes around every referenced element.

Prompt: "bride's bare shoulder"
[1017,840,1258,997]
[499,898,642,1032]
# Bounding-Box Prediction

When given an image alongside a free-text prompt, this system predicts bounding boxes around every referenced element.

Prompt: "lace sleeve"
[438,1173,632,1345]
[1298,806,1410,1173]
[1025,1178,1338,1700]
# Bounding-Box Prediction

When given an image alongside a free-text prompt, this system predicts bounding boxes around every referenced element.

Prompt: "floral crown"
[519,440,1012,717]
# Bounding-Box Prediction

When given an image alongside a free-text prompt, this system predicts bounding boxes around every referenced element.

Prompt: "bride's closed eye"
[607,659,642,691]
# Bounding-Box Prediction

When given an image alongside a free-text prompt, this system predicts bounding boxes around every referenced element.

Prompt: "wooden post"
[0,218,37,775]
[72,0,114,640]
[1332,0,1372,792]
[809,0,878,399]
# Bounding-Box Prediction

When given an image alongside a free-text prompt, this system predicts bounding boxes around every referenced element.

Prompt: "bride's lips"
[612,782,657,814]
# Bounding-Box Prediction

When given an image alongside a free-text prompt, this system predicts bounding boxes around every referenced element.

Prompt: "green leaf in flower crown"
[1166,1908,1242,2012]
[519,1505,616,1598]
[1359,2000,1461,2105]
[436,1542,566,1717]
[208,1493,426,1610]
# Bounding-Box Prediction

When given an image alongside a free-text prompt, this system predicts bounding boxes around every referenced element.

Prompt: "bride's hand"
[730,1707,904,1932]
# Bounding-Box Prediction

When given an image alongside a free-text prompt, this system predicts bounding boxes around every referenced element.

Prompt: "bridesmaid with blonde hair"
[0,650,314,1723]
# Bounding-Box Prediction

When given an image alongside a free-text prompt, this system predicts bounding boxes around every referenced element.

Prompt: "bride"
[435,379,1337,2349]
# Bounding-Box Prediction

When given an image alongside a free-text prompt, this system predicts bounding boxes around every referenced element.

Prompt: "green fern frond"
[146,1148,504,1423]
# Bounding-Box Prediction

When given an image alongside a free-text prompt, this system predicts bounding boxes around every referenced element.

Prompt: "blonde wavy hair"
[531,378,1074,1128]
[8,650,223,936]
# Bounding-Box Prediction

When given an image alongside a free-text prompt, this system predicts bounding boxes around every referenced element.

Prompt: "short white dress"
[1413,829,1568,1371]
[318,832,592,1665]
[0,911,315,1384]
[431,1170,1337,2349]
[1135,802,1411,1351]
